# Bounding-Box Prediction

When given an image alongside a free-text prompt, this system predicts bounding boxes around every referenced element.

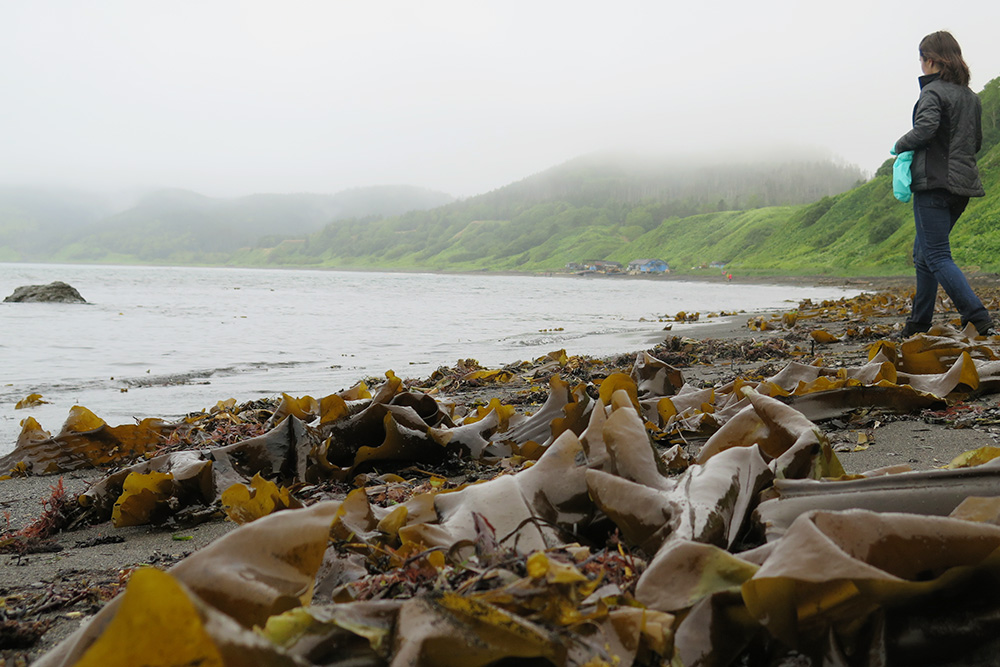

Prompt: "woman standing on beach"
[894,30,992,337]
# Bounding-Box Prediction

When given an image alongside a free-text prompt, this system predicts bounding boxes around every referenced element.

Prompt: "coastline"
[1,256,965,287]
[6,280,1000,664]
[0,266,862,458]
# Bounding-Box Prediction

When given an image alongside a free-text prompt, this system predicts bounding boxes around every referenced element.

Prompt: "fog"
[3,1,999,199]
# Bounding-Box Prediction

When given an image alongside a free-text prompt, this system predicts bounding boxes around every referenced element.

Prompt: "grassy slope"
[951,143,1000,269]
[274,141,995,277]
[595,139,999,277]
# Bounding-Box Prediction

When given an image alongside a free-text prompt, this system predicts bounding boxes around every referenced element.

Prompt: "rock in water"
[4,281,87,303]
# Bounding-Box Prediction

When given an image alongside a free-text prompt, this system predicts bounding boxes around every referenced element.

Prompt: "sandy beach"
[5,276,1000,665]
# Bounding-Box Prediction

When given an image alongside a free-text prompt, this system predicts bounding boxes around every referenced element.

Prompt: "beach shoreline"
[13,256,997,289]
[5,281,1000,664]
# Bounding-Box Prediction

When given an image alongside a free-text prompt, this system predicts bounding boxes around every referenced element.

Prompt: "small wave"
[503,325,644,348]
[0,361,318,400]
[123,360,316,388]
[0,377,111,401]
[510,336,567,347]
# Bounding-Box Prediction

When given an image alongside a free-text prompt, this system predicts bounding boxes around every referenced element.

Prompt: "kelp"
[68,568,232,667]
[37,502,341,666]
[741,510,1000,661]
[221,473,302,524]
[25,294,1000,665]
[15,392,48,409]
[111,470,177,528]
[654,328,999,440]
[497,374,591,449]
[34,373,849,665]
[1,407,175,475]
[0,382,374,477]
[399,428,595,557]
[755,463,1000,540]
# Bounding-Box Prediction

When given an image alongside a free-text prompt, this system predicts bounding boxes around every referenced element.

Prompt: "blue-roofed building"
[627,258,669,274]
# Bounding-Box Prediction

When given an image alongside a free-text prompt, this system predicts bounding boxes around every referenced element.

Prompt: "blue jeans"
[907,189,990,332]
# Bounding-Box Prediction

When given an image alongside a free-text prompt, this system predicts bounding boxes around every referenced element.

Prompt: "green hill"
[237,154,867,270]
[248,76,999,276]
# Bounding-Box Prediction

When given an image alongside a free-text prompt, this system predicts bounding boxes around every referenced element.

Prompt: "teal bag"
[893,150,914,203]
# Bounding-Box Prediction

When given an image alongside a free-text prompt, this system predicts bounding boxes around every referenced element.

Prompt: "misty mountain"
[0,154,868,267]
[479,150,867,212]
[0,185,454,262]
[255,152,867,268]
[0,187,117,261]
[75,187,456,258]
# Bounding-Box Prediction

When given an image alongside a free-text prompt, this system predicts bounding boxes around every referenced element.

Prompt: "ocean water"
[0,264,856,454]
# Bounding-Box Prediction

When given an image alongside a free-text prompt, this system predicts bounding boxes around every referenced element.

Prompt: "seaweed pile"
[6,291,1000,665]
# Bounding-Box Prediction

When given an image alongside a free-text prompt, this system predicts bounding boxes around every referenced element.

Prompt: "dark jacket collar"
[918,72,941,89]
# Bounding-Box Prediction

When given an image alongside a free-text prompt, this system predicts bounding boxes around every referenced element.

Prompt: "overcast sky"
[3,1,1000,199]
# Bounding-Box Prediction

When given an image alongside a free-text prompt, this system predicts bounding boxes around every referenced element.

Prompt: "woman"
[894,30,991,337]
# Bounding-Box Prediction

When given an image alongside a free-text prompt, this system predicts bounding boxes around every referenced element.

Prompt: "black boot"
[901,321,931,337]
[973,318,996,336]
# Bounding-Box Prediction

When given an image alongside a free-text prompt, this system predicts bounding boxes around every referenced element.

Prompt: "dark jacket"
[894,72,985,197]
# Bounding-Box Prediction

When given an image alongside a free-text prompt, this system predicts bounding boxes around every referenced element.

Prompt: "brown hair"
[919,31,971,87]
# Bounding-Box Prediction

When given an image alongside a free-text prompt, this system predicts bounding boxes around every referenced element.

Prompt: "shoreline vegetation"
[6,278,1000,664]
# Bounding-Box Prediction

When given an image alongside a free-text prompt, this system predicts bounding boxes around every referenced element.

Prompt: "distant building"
[585,260,623,273]
[565,262,585,272]
[627,258,669,274]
